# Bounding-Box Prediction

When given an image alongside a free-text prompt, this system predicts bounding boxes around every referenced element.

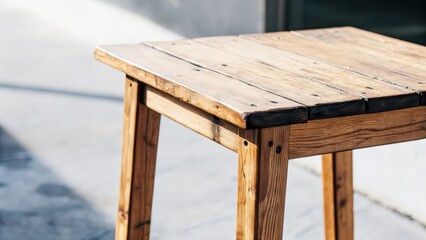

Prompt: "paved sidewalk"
[0,1,425,239]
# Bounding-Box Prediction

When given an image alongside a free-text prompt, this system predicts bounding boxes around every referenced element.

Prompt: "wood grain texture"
[289,106,426,159]
[297,28,426,106]
[116,78,161,240]
[299,27,426,72]
[237,126,290,240]
[143,85,425,158]
[143,84,240,151]
[147,40,365,119]
[95,45,307,129]
[96,28,425,129]
[322,151,354,240]
[243,30,426,105]
[197,36,419,113]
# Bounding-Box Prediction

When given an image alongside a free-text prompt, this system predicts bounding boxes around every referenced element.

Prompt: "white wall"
[297,139,426,225]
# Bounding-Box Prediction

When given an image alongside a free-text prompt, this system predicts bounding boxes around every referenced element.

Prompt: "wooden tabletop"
[95,27,426,129]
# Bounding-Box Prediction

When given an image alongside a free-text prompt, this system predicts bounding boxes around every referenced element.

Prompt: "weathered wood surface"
[95,27,426,129]
[116,78,161,240]
[95,45,306,129]
[243,29,426,105]
[289,106,426,159]
[237,126,290,240]
[299,27,426,72]
[143,84,240,151]
[196,36,419,113]
[146,40,365,119]
[142,84,425,157]
[322,151,354,240]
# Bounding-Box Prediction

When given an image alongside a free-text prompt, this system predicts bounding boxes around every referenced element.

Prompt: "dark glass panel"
[287,0,426,44]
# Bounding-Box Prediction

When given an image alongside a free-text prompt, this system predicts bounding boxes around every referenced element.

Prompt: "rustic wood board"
[142,82,425,157]
[143,84,240,151]
[299,27,426,69]
[195,36,419,112]
[289,106,426,158]
[95,27,425,129]
[116,78,161,240]
[243,30,426,105]
[95,45,307,129]
[237,126,290,240]
[146,40,365,119]
[322,151,354,240]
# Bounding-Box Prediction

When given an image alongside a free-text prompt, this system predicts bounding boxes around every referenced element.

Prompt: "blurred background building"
[104,0,426,44]
[0,0,425,239]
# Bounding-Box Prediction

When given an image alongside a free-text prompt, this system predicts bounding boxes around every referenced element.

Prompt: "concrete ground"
[0,1,425,239]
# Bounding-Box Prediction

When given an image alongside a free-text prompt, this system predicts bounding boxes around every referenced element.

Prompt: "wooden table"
[95,27,426,240]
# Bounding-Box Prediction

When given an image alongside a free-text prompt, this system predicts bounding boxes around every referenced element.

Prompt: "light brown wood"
[336,27,426,59]
[116,77,161,240]
[139,87,426,157]
[237,126,290,240]
[243,31,426,104]
[299,27,426,71]
[289,106,426,159]
[147,40,365,119]
[297,28,426,103]
[143,84,240,151]
[95,45,307,129]
[196,36,418,113]
[322,151,354,240]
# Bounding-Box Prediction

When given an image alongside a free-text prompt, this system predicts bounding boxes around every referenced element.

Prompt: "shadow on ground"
[0,127,114,240]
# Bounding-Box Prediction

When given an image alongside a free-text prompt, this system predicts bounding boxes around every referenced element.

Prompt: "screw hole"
[311,94,319,97]
[221,64,227,67]
[276,146,282,153]
[270,100,278,104]
[129,83,132,87]
[268,141,273,147]
[365,86,373,90]
[250,104,257,107]
[244,140,248,147]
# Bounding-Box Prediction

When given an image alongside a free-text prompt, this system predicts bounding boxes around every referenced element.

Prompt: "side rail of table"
[138,74,425,158]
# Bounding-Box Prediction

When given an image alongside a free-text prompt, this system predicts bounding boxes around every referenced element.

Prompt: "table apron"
[142,84,426,159]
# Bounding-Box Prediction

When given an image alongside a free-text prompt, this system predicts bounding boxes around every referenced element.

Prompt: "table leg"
[236,126,290,240]
[116,78,161,240]
[322,151,354,240]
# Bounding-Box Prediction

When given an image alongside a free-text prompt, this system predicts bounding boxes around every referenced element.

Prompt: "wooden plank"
[146,40,365,120]
[298,27,426,105]
[144,84,425,157]
[298,27,426,71]
[289,106,426,159]
[95,45,307,129]
[143,84,240,152]
[197,36,419,113]
[243,31,426,105]
[116,78,161,240]
[322,151,354,240]
[237,126,290,240]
